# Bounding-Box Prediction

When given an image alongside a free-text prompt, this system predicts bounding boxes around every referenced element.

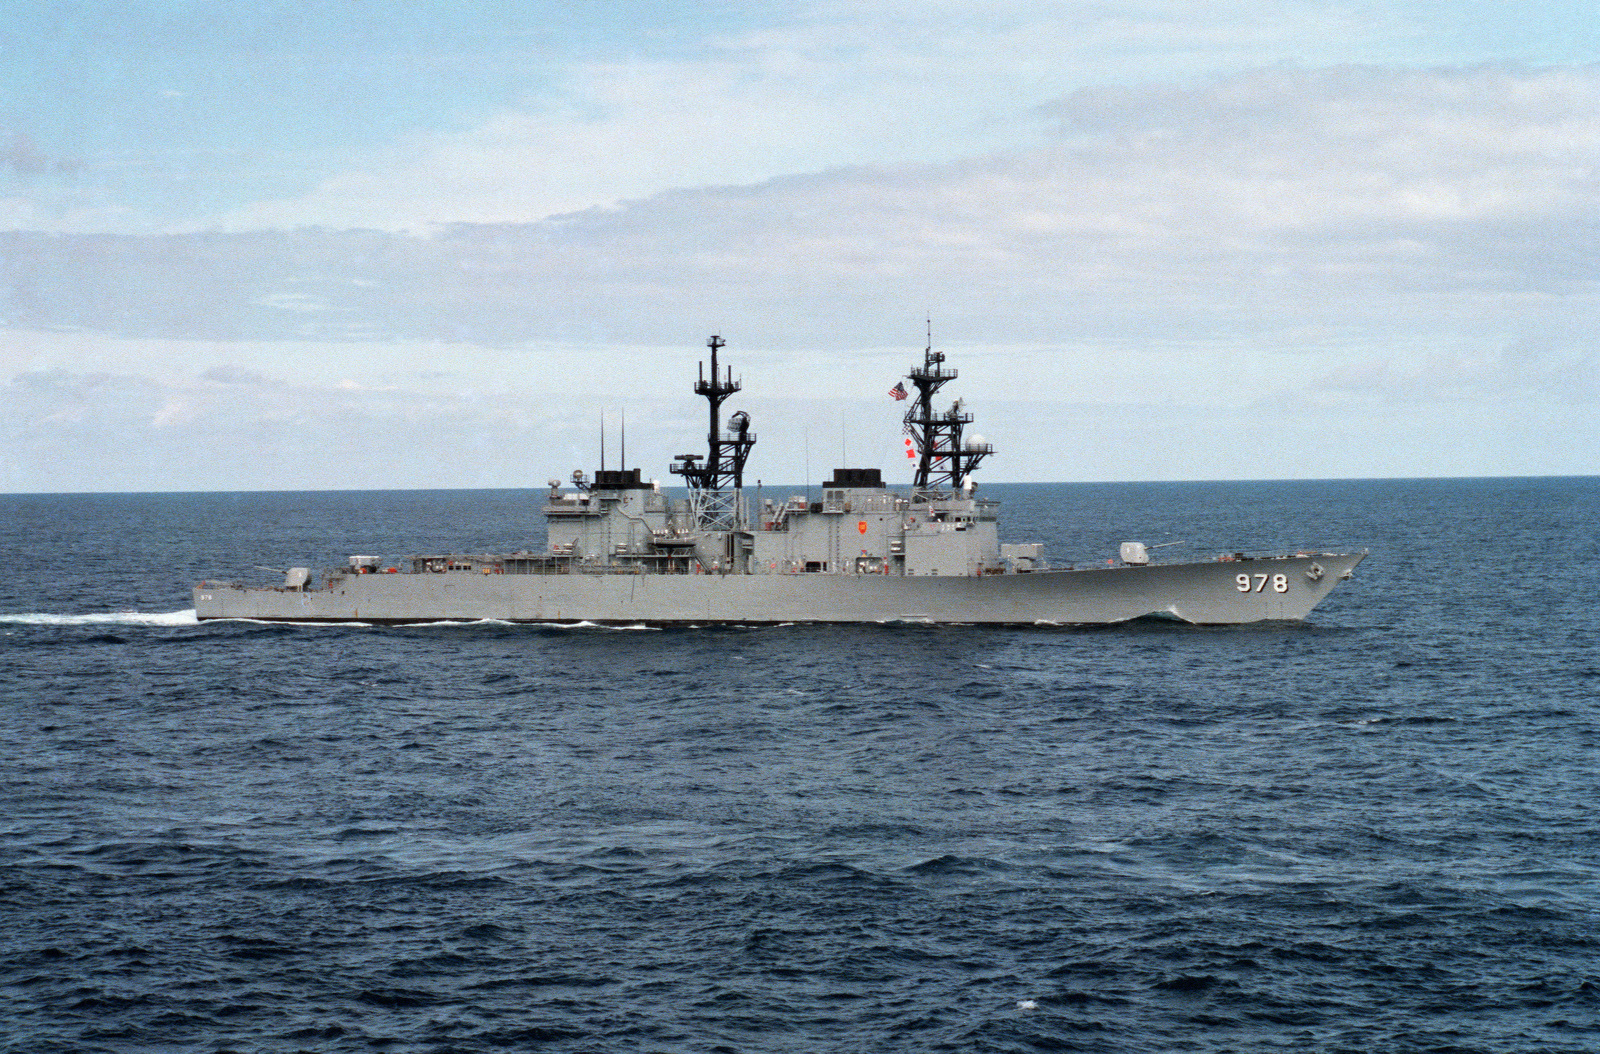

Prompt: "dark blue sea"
[3,479,1597,1053]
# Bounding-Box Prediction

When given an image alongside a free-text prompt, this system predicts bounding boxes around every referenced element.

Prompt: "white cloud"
[186,2,1429,234]
[198,55,1025,232]
[2,2,1590,238]
[0,197,41,229]
[7,353,1599,492]
[9,66,1593,341]
[3,64,1596,487]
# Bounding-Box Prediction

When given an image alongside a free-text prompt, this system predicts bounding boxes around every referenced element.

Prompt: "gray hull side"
[194,553,1364,625]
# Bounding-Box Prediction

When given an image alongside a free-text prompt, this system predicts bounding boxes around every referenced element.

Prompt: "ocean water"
[2,479,1597,1053]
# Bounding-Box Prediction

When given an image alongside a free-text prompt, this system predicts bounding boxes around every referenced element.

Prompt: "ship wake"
[0,609,200,627]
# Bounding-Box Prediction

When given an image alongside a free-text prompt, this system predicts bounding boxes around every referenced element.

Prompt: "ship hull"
[194,552,1364,626]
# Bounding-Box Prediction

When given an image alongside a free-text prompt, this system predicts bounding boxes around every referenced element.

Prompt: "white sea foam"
[400,619,660,631]
[554,620,660,631]
[399,619,506,628]
[205,617,373,628]
[0,609,200,627]
[0,611,665,631]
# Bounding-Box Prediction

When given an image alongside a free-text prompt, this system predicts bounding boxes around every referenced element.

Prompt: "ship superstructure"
[530,334,1015,583]
[194,336,1365,625]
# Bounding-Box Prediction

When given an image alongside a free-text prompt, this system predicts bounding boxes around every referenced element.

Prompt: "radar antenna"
[670,335,757,529]
[902,322,992,496]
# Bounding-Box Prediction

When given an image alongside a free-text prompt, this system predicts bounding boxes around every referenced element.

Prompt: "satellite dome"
[963,433,988,451]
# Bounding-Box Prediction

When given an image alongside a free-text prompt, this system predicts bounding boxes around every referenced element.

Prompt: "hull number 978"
[1237,573,1288,593]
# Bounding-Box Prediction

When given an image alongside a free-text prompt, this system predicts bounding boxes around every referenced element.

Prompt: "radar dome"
[963,433,988,451]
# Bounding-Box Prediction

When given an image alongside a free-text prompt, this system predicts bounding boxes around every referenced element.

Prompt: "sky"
[2,1,1596,491]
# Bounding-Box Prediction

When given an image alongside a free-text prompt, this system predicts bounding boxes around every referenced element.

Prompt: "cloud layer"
[3,64,1597,488]
[8,65,1594,337]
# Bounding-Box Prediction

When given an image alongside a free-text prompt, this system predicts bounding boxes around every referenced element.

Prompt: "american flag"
[888,382,908,401]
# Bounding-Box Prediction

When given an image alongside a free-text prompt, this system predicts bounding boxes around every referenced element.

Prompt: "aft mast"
[903,324,992,496]
[671,335,757,530]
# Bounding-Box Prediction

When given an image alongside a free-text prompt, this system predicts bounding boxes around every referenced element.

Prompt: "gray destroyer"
[194,337,1364,625]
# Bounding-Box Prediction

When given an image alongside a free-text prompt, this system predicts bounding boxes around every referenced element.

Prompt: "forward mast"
[670,335,756,530]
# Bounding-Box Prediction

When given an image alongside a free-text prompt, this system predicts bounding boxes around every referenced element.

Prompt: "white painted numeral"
[1235,572,1289,594]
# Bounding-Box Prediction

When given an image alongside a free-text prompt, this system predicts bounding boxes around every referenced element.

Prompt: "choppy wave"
[5,480,1600,1053]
